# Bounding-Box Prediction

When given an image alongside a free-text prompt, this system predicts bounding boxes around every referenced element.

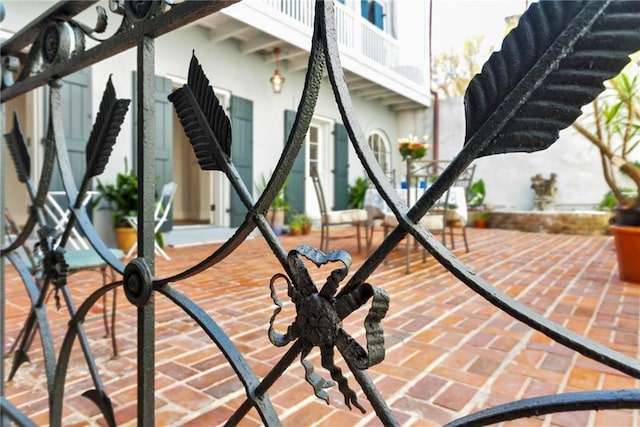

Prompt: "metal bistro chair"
[44,193,125,340]
[310,166,368,253]
[399,160,475,253]
[125,181,177,260]
[380,160,445,273]
[440,164,476,252]
[4,204,124,361]
[44,191,96,250]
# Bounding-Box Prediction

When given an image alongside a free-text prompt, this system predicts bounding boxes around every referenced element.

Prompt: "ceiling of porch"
[194,13,431,112]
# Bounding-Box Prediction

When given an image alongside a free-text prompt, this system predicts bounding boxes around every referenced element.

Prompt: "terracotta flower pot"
[302,223,312,235]
[610,225,640,283]
[475,218,487,228]
[289,228,302,236]
[114,227,137,253]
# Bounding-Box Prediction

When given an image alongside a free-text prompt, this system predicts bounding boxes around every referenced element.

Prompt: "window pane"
[368,132,390,176]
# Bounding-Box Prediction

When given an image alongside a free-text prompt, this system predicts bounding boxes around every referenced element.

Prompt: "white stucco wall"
[436,96,636,211]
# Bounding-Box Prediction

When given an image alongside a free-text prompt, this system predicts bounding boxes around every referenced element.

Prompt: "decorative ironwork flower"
[268,245,389,412]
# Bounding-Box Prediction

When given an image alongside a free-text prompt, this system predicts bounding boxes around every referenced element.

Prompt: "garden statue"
[531,173,557,211]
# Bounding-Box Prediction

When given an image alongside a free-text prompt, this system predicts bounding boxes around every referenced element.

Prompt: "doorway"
[305,117,334,217]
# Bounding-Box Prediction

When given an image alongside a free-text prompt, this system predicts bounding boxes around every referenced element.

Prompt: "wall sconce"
[270,47,285,94]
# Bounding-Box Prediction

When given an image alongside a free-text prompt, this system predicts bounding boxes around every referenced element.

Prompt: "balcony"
[196,0,431,110]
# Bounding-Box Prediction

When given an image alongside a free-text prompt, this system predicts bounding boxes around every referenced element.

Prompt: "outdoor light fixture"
[270,47,285,94]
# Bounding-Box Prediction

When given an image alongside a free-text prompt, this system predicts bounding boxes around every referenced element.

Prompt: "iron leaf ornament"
[268,245,389,412]
[168,52,232,171]
[84,76,130,186]
[4,112,31,184]
[464,0,640,158]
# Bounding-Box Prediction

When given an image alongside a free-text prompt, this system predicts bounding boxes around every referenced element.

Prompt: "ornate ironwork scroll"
[1,0,640,426]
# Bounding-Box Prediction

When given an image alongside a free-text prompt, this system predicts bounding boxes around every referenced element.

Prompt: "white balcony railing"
[261,0,423,86]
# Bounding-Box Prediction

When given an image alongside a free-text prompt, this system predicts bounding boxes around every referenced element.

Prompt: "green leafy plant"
[288,215,304,234]
[468,179,486,209]
[95,160,138,228]
[291,212,313,234]
[348,176,368,209]
[471,204,489,220]
[597,189,636,211]
[95,159,164,247]
[293,212,312,226]
[573,58,640,213]
[255,172,289,210]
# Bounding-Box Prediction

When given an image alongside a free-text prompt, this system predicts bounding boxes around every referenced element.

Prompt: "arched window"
[368,131,393,181]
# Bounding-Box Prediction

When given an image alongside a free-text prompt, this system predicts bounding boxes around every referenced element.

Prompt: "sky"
[430,0,533,57]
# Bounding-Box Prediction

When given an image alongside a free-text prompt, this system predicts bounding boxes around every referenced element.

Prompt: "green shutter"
[333,122,349,210]
[284,110,305,221]
[229,95,253,227]
[51,68,92,192]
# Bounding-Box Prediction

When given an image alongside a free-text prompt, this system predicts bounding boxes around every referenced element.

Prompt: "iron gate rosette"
[268,244,389,412]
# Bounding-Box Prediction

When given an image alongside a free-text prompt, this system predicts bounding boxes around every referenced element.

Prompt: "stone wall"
[486,210,611,235]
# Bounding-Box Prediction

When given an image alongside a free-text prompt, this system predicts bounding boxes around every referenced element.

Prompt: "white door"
[305,117,333,217]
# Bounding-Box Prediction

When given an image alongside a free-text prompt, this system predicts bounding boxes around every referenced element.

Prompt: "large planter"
[114,227,136,253]
[267,208,285,236]
[610,225,640,283]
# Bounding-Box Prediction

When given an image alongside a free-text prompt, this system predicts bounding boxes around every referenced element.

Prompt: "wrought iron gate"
[1,1,640,425]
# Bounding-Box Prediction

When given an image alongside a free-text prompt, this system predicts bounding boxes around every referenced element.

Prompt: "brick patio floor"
[2,227,639,426]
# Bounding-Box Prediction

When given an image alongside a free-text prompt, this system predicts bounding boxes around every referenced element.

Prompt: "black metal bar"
[0,96,6,427]
[45,82,116,402]
[0,101,57,256]
[4,252,57,395]
[0,1,97,56]
[230,341,303,424]
[158,284,281,426]
[446,389,640,427]
[350,367,398,427]
[0,1,238,103]
[0,397,35,427]
[50,281,121,427]
[136,34,156,427]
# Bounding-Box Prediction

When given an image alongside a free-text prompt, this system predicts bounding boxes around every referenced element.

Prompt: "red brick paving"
[2,227,640,426]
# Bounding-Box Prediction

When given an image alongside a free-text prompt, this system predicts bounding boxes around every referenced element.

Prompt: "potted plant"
[289,212,313,235]
[470,205,490,228]
[288,215,304,236]
[95,162,138,252]
[468,179,490,228]
[348,176,368,209]
[301,214,313,235]
[572,56,640,282]
[256,172,289,236]
[397,134,429,160]
[95,160,165,252]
